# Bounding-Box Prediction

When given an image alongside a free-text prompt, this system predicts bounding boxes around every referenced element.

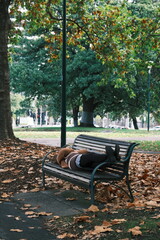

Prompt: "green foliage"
[10,37,61,97]
[67,49,104,100]
[10,93,25,116]
[9,0,160,127]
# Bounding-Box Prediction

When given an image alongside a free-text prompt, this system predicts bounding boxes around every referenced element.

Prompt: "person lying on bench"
[56,145,120,170]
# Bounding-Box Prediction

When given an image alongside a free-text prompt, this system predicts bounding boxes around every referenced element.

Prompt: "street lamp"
[147,64,152,131]
[61,0,66,147]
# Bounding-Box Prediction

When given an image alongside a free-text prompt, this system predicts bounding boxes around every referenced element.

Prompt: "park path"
[22,135,160,148]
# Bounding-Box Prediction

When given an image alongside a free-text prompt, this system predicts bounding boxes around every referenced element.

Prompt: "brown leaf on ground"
[10,228,23,232]
[111,219,127,225]
[74,215,91,223]
[128,226,142,236]
[57,233,77,239]
[151,214,160,219]
[38,211,53,216]
[86,205,99,212]
[91,225,113,235]
[2,179,15,183]
[25,211,36,215]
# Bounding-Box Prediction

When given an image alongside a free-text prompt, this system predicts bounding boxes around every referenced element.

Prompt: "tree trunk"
[80,97,95,127]
[0,0,15,140]
[132,117,139,130]
[72,106,79,127]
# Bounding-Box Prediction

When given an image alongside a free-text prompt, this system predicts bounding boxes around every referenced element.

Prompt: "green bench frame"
[42,134,138,204]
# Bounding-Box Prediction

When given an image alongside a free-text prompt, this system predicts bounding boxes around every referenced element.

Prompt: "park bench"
[42,134,139,204]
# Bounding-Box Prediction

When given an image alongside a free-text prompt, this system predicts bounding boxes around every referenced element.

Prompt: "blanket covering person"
[56,145,120,170]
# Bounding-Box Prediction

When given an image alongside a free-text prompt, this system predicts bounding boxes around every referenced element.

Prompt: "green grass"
[13,127,160,152]
[45,207,160,240]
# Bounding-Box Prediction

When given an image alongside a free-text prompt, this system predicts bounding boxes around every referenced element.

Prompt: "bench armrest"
[91,161,118,179]
[42,150,57,167]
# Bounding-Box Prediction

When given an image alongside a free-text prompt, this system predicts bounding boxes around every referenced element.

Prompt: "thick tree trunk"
[0,0,15,140]
[80,97,95,127]
[132,117,139,130]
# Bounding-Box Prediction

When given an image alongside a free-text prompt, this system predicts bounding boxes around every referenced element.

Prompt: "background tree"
[0,0,15,139]
[10,36,61,97]
[67,49,104,127]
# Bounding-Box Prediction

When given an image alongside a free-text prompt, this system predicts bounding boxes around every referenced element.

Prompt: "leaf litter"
[0,139,159,239]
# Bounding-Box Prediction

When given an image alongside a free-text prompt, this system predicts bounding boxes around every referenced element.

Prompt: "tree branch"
[46,0,96,49]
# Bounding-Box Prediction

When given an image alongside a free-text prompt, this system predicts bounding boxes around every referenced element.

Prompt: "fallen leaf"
[25,211,35,215]
[151,214,160,219]
[86,205,99,212]
[57,233,77,239]
[128,226,142,236]
[116,229,123,233]
[92,226,113,234]
[0,168,9,173]
[146,200,160,207]
[2,179,15,183]
[101,220,112,227]
[74,215,91,223]
[1,193,10,198]
[10,229,23,232]
[15,216,21,221]
[38,211,53,216]
[66,197,77,201]
[23,204,32,208]
[27,214,38,218]
[111,219,127,225]
[101,207,109,212]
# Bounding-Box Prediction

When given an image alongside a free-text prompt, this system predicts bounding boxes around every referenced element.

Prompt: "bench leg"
[126,176,134,202]
[90,183,95,205]
[42,171,46,188]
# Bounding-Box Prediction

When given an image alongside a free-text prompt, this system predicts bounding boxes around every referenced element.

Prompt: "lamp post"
[147,65,152,131]
[61,0,66,147]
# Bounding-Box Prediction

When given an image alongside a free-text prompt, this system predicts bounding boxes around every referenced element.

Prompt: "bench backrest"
[72,134,137,161]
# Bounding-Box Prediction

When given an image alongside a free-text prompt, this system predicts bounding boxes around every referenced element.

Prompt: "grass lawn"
[14,127,160,152]
[45,206,160,240]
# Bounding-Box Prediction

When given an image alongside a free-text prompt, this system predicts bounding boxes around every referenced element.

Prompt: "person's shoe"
[105,146,116,163]
[114,144,121,161]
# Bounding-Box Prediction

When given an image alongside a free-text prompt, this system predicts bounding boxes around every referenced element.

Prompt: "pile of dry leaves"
[0,139,159,209]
